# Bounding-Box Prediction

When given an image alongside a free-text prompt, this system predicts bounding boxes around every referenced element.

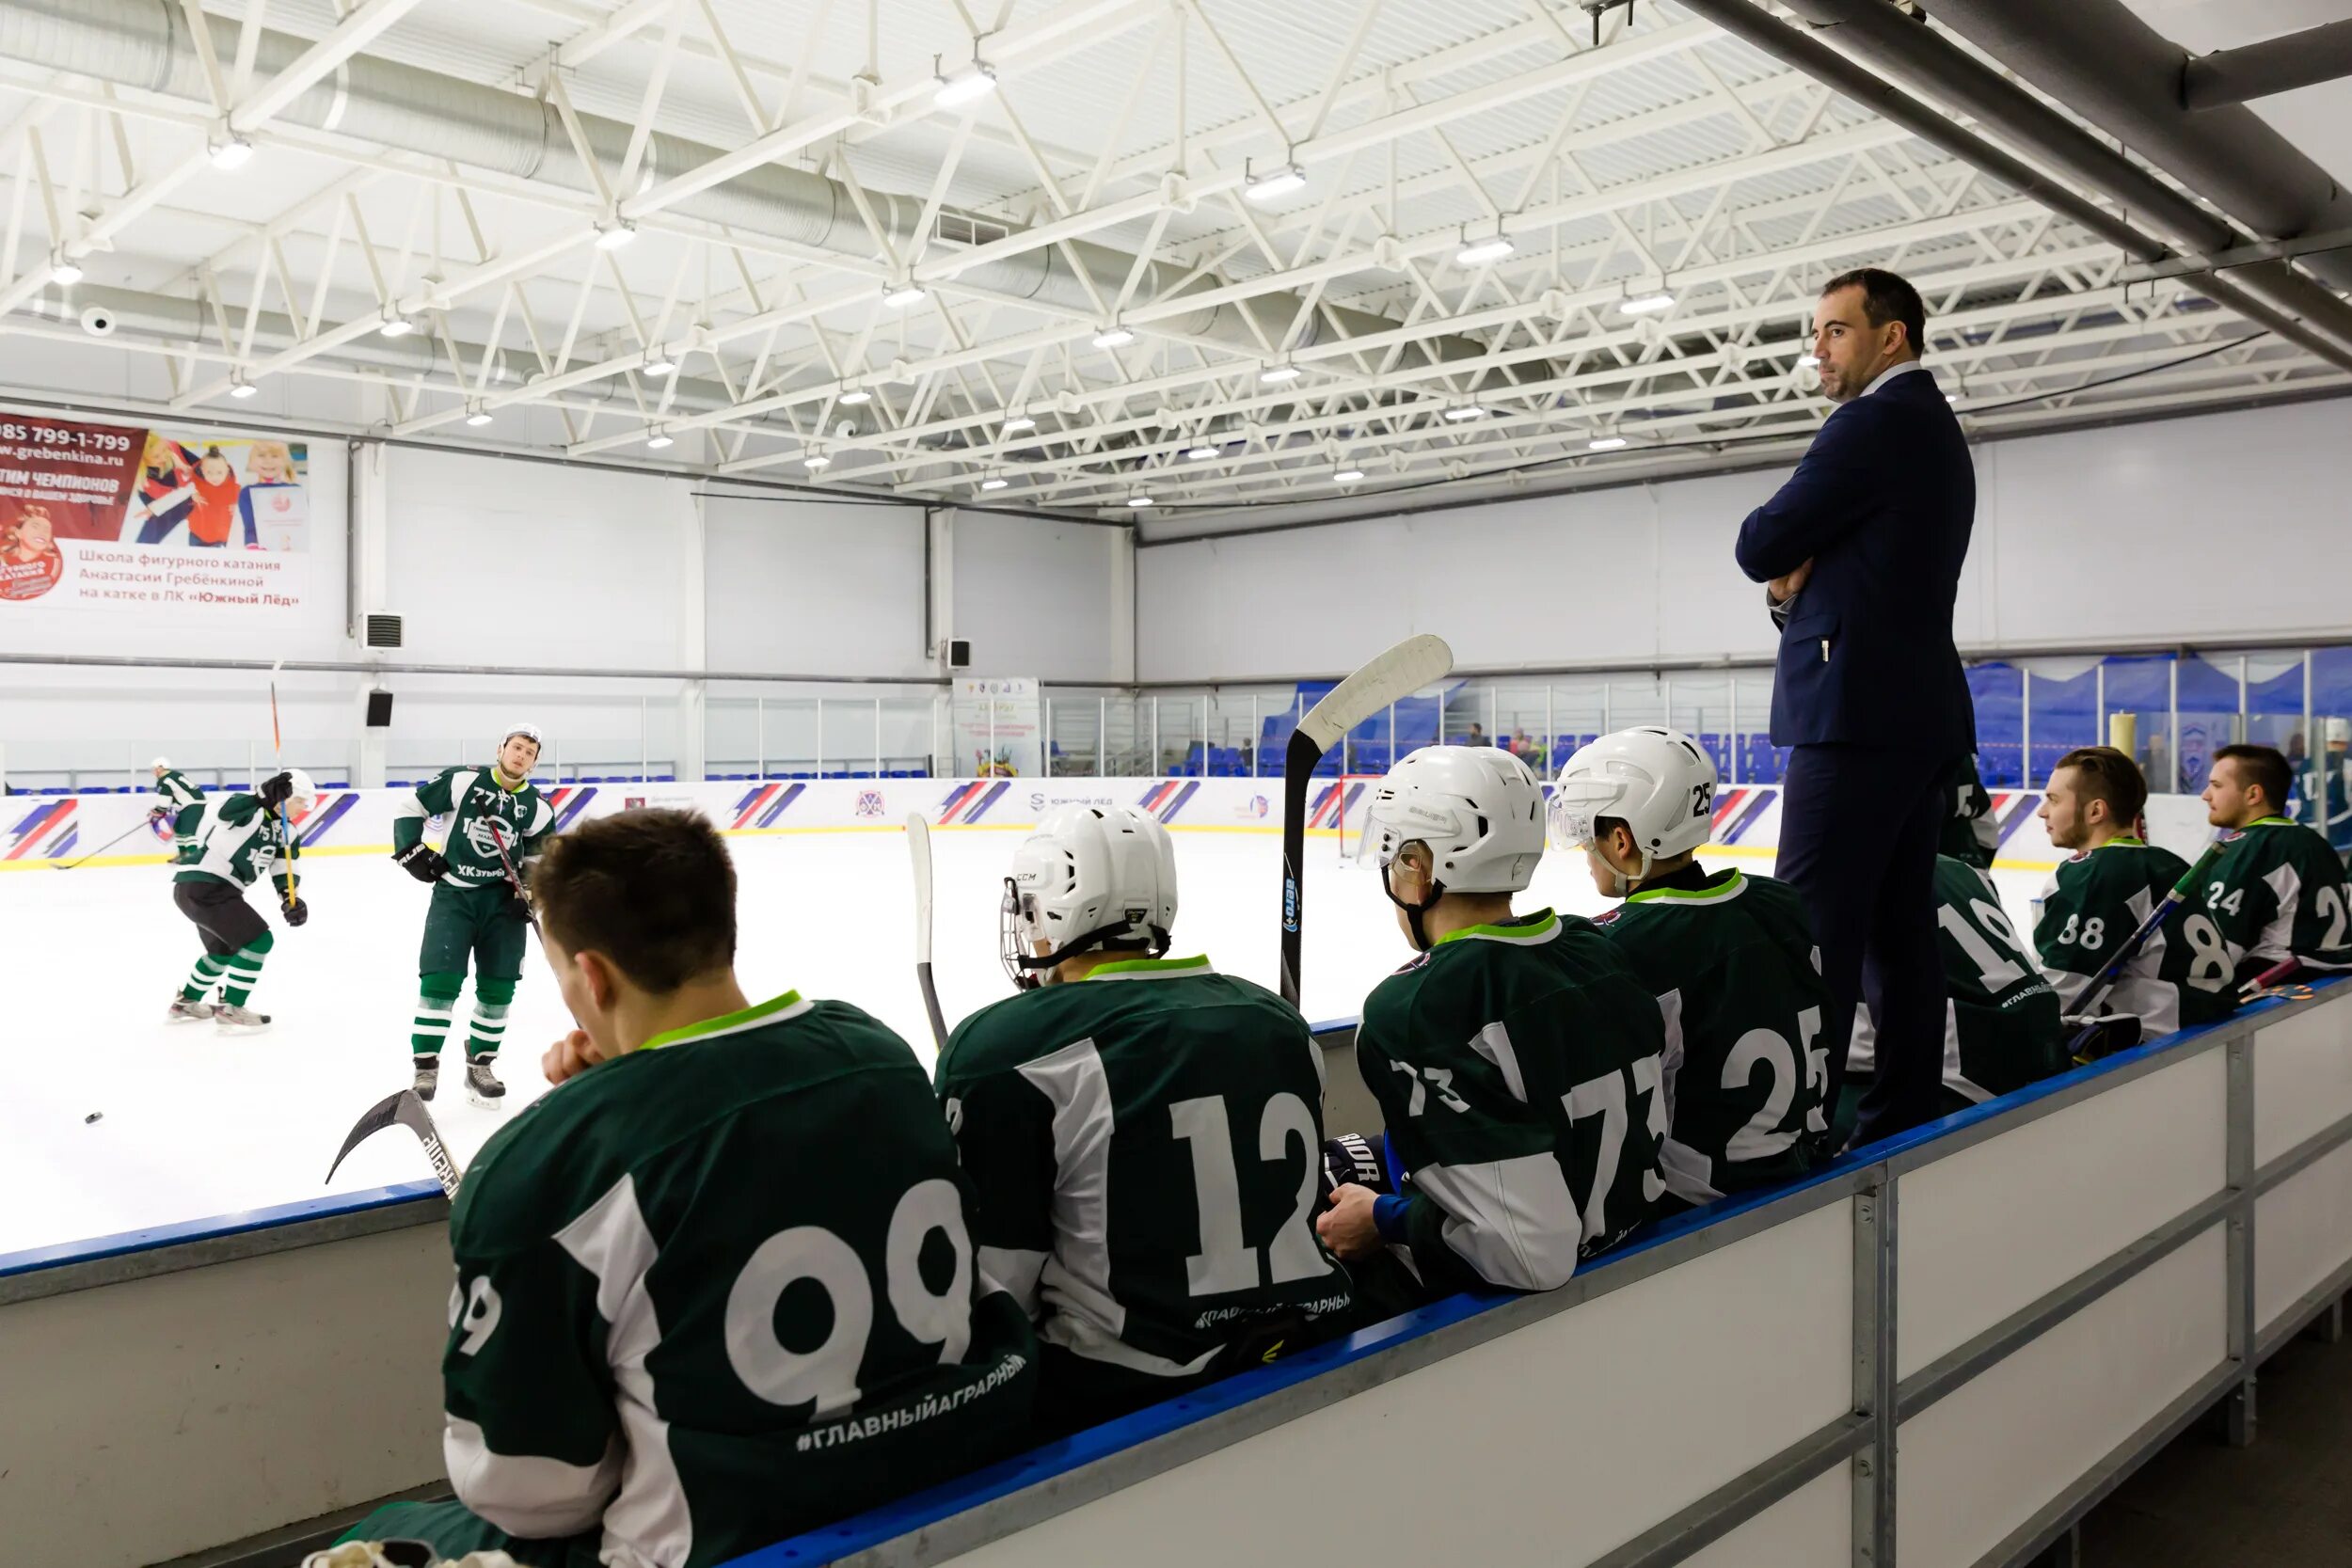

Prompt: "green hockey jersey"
[936,957,1350,1410]
[155,768,204,854]
[171,793,296,897]
[1355,909,1667,1296]
[1852,856,2067,1104]
[2198,817,2352,982]
[442,992,1036,1568]
[2032,837,2234,1036]
[1592,866,1829,1204]
[1939,754,1998,871]
[394,765,555,888]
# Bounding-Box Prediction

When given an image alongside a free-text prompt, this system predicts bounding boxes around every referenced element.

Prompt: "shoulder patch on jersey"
[1391,951,1433,976]
[1589,907,1625,927]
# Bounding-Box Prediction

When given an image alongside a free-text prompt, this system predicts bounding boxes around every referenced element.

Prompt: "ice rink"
[0,824,2055,1258]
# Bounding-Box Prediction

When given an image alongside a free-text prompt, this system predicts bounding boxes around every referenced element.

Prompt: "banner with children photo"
[0,413,314,614]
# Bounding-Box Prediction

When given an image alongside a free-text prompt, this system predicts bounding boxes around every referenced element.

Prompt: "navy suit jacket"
[1735,366,1976,753]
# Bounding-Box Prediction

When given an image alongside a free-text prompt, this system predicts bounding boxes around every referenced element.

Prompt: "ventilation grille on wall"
[365,614,404,649]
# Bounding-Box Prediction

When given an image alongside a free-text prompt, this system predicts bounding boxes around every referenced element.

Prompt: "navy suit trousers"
[1775,743,1951,1146]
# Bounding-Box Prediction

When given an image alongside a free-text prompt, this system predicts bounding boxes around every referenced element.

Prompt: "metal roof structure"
[0,0,2344,535]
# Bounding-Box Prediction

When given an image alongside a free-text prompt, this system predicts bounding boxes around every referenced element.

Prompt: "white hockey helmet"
[1001,804,1179,987]
[2328,717,2351,745]
[281,768,319,811]
[1550,726,1717,877]
[1359,745,1546,896]
[501,722,543,752]
[151,755,171,771]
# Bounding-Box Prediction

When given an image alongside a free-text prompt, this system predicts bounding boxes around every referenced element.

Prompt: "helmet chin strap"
[1017,919,1170,986]
[1381,863,1449,952]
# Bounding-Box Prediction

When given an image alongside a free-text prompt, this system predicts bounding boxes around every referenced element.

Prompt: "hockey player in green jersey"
[1553,727,1831,1207]
[1839,855,2067,1141]
[2033,746,2233,1036]
[391,724,555,1108]
[1317,747,1668,1302]
[938,804,1349,1436]
[2199,743,2352,983]
[166,768,313,1030]
[342,809,1036,1568]
[150,755,203,855]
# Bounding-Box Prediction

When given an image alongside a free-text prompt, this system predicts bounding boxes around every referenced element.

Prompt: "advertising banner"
[0,414,313,615]
[951,676,1043,779]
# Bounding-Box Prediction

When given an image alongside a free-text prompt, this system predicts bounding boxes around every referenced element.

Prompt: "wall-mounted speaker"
[364,690,395,728]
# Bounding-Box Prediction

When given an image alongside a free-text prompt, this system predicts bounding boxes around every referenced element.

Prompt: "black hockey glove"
[258,770,294,809]
[394,843,449,883]
[1320,1132,1395,1204]
[282,895,310,927]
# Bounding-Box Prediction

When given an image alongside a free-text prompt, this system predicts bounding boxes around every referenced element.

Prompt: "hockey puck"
[85,1112,102,1124]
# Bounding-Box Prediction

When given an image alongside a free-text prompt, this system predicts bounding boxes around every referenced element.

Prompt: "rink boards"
[0,775,2293,1568]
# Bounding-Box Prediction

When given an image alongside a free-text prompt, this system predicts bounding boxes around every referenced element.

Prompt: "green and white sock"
[466,1001,509,1060]
[220,941,269,1006]
[182,955,226,1002]
[411,993,455,1059]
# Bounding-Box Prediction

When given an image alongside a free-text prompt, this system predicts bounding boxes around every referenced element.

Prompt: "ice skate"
[166,995,215,1023]
[214,1002,272,1032]
[412,1058,439,1101]
[466,1055,506,1110]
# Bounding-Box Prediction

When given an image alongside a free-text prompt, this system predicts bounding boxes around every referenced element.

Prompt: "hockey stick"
[907,813,950,1050]
[486,820,539,932]
[2065,837,2229,1060]
[268,659,297,911]
[326,1088,461,1198]
[1279,635,1455,1007]
[50,817,158,870]
[2239,957,2305,999]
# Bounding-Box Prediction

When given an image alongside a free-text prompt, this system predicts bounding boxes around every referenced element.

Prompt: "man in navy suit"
[1736,268,1976,1146]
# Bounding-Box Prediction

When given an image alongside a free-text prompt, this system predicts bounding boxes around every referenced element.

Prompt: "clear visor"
[1547,782,1613,852]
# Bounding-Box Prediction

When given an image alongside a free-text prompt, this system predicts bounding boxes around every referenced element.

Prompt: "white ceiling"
[0,0,2344,535]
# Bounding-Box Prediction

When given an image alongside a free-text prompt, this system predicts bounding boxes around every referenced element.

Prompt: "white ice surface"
[0,832,2049,1258]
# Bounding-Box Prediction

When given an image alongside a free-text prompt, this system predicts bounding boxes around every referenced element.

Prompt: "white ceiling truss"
[0,0,2342,534]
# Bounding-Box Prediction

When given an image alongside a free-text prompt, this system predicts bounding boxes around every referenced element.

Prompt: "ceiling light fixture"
[1798,353,1820,368]
[1260,364,1302,384]
[1335,467,1366,483]
[1092,326,1136,349]
[1243,163,1307,204]
[1184,445,1221,461]
[643,351,677,376]
[594,218,638,251]
[377,313,414,338]
[208,135,254,171]
[838,388,872,405]
[228,379,259,400]
[466,408,494,427]
[645,431,675,450]
[1126,494,1154,508]
[1617,292,1677,315]
[1443,404,1487,421]
[804,454,831,468]
[934,62,998,108]
[1588,436,1629,451]
[49,255,83,287]
[1003,415,1037,433]
[882,281,928,309]
[1455,234,1516,267]
[979,477,1009,491]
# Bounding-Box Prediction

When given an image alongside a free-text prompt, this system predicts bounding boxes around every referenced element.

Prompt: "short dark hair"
[2053,746,2148,827]
[2215,744,2291,810]
[532,809,738,991]
[1821,267,1926,357]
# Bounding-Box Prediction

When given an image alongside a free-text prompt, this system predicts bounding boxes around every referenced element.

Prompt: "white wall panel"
[1680,1465,1851,1568]
[1896,1228,2226,1568]
[2256,1140,2352,1335]
[2252,1001,2352,1166]
[1138,401,2352,681]
[1898,1050,2226,1379]
[950,510,1131,681]
[702,494,928,678]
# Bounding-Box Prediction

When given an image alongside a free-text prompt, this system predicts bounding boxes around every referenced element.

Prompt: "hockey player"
[2199,743,2352,984]
[167,768,313,1030]
[151,755,203,853]
[2034,746,2233,1036]
[2320,719,2352,859]
[937,805,1349,1436]
[1839,854,2067,1141]
[1940,752,1999,870]
[1317,747,1668,1302]
[391,725,553,1108]
[342,809,1036,1568]
[1552,728,1831,1207]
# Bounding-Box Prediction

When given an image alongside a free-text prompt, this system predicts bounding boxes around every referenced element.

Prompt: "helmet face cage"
[1000,876,1043,989]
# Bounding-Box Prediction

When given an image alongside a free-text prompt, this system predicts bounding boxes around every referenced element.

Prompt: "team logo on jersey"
[461,814,519,861]
[855,789,886,818]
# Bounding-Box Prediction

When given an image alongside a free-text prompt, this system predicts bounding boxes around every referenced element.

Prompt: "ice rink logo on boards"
[1029,791,1116,813]
[855,790,886,817]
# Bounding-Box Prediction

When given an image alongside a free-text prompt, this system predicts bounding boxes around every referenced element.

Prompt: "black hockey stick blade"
[1279,635,1455,1006]
[907,814,950,1050]
[51,818,156,870]
[326,1088,463,1198]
